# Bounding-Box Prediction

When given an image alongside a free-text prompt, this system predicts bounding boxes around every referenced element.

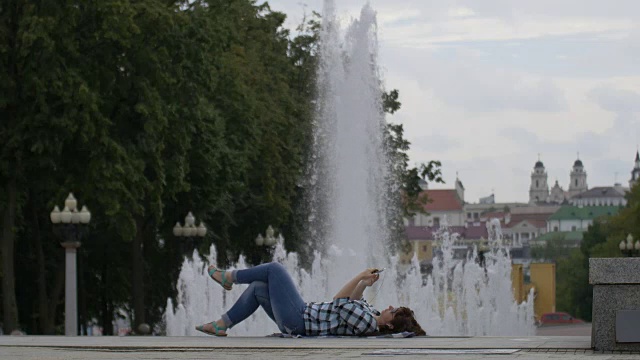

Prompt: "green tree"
[0,0,109,333]
[554,184,639,322]
[54,0,188,332]
[381,84,443,218]
[605,183,640,243]
[279,11,320,260]
[530,234,574,262]
[555,250,589,320]
[382,85,443,243]
[1,0,444,335]
[555,221,609,321]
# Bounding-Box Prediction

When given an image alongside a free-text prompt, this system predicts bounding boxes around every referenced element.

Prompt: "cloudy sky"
[267,0,640,203]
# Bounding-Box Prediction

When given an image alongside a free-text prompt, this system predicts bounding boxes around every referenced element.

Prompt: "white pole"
[62,241,81,336]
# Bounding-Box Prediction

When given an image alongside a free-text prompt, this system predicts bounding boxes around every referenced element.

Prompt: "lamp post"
[172,211,207,256]
[255,225,277,247]
[254,225,277,263]
[619,234,640,257]
[50,193,91,336]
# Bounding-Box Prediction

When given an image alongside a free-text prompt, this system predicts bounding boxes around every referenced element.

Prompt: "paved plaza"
[1,327,640,360]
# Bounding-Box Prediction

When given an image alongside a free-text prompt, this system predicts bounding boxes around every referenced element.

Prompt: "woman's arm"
[349,281,367,300]
[333,269,378,300]
[350,272,379,300]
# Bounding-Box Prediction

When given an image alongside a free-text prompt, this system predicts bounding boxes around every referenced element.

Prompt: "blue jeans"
[222,262,306,335]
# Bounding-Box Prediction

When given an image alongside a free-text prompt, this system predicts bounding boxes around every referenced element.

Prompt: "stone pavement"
[535,323,592,336]
[2,334,640,359]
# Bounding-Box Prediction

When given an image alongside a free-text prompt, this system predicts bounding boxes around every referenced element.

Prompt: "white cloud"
[588,86,640,114]
[418,54,568,113]
[381,16,634,48]
[267,0,640,202]
[447,7,475,18]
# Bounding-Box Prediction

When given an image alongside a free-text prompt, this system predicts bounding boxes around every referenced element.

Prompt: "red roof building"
[421,189,464,212]
[408,189,466,227]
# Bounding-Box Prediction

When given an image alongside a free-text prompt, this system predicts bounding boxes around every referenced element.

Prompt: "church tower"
[630,151,640,189]
[568,158,588,198]
[529,160,549,203]
[455,173,465,203]
[549,180,565,204]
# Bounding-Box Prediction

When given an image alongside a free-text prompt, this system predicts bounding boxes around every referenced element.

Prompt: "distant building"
[532,202,617,249]
[455,176,465,203]
[402,226,435,266]
[630,151,640,189]
[464,202,526,222]
[529,160,550,204]
[403,222,492,265]
[546,205,621,233]
[568,159,588,198]
[406,176,466,227]
[512,263,556,320]
[402,228,555,316]
[569,186,627,207]
[528,151,638,205]
[479,193,495,204]
[502,205,559,243]
[529,157,588,204]
[549,180,566,204]
[404,151,636,260]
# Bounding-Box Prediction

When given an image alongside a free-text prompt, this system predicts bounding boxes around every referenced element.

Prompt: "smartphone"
[372,268,385,274]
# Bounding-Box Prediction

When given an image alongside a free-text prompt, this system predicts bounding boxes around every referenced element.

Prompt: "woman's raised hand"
[359,268,380,287]
[335,268,380,299]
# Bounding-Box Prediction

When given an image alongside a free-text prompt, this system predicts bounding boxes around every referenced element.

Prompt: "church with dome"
[528,151,640,206]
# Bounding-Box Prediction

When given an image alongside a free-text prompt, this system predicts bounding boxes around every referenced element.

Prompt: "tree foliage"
[0,0,440,334]
[530,235,574,262]
[554,184,640,322]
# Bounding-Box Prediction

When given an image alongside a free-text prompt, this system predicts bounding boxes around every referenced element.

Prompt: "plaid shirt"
[303,297,380,336]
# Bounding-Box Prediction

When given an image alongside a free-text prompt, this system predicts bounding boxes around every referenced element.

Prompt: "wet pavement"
[535,323,592,336]
[1,325,639,360]
[0,334,590,350]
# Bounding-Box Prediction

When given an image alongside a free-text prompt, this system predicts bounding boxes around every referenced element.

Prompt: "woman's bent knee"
[248,281,268,291]
[268,262,286,273]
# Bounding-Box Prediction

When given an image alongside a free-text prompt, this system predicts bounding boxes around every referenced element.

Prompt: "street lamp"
[255,225,277,247]
[253,225,277,263]
[50,192,91,336]
[173,211,207,256]
[619,234,640,257]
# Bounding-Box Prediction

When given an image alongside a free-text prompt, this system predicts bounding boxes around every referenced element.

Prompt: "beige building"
[569,186,627,207]
[463,201,527,223]
[502,205,559,244]
[406,177,465,227]
[513,263,556,320]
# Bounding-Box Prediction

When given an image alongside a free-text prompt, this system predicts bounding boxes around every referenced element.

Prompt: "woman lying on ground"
[195,261,426,337]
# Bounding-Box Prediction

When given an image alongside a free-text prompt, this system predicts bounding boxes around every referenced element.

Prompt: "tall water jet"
[164,1,535,336]
[305,0,392,294]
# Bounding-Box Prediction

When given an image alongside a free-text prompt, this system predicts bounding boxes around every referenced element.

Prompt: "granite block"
[592,285,640,351]
[589,258,640,285]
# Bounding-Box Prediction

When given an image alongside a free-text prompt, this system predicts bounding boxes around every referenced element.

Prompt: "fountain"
[165,0,535,336]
